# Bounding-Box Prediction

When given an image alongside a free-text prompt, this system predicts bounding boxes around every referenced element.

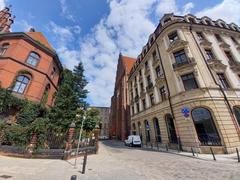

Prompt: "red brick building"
[0,7,62,107]
[109,54,136,140]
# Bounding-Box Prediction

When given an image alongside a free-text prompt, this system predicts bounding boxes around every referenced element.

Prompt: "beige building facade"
[128,13,240,154]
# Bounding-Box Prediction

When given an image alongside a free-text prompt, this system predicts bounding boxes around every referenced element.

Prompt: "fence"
[0,124,100,159]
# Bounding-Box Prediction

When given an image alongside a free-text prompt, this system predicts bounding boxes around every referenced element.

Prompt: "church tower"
[0,6,14,33]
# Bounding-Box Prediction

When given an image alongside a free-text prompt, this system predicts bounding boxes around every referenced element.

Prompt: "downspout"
[156,43,182,151]
[189,25,240,138]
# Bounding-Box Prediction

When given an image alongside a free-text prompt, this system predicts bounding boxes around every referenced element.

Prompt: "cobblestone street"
[0,140,240,180]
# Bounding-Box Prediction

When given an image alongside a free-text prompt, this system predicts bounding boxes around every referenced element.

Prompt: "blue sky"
[1,0,240,107]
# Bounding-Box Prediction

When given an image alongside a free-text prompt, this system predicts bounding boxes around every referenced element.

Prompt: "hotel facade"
[128,13,240,154]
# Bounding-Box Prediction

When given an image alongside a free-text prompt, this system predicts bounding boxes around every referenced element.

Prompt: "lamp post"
[74,105,87,168]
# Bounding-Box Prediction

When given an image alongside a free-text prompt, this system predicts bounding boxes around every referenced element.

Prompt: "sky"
[1,0,240,107]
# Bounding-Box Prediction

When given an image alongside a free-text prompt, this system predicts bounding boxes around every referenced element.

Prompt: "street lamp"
[74,104,87,168]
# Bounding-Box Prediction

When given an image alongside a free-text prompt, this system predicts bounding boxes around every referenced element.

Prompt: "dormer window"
[196,32,204,40]
[0,43,9,56]
[168,31,179,43]
[188,17,195,24]
[164,18,171,24]
[205,19,212,26]
[215,34,223,42]
[27,52,40,67]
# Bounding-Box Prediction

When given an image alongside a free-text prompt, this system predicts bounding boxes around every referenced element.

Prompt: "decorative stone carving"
[172,57,197,72]
[167,39,188,52]
[207,59,227,72]
[200,39,212,48]
[219,42,230,50]
[229,60,240,72]
[155,74,165,86]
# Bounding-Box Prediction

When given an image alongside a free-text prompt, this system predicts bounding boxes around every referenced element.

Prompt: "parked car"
[124,135,141,147]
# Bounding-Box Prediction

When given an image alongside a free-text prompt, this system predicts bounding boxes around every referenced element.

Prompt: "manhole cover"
[0,175,12,179]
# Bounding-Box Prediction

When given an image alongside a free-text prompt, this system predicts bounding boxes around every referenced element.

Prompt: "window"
[225,51,235,62]
[131,91,134,101]
[142,99,146,110]
[0,43,9,56]
[140,82,144,92]
[131,106,134,115]
[147,75,152,86]
[164,18,171,24]
[155,66,161,77]
[165,114,178,144]
[150,93,155,106]
[231,37,239,45]
[181,73,198,91]
[188,17,195,24]
[233,106,240,126]
[26,52,40,66]
[136,103,140,113]
[160,86,167,101]
[144,120,151,142]
[152,50,157,61]
[215,34,223,42]
[173,50,188,64]
[205,49,215,60]
[192,107,221,146]
[135,88,138,96]
[153,118,161,143]
[145,61,149,70]
[217,73,230,89]
[132,123,136,135]
[137,122,142,138]
[12,75,30,94]
[134,76,137,84]
[168,31,179,43]
[139,70,142,77]
[196,32,204,40]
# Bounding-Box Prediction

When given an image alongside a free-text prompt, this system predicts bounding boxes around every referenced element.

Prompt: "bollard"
[210,147,216,161]
[166,144,168,151]
[82,152,88,174]
[71,175,77,180]
[191,147,195,156]
[151,143,153,149]
[236,148,240,163]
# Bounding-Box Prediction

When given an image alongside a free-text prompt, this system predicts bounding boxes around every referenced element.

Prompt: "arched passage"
[153,118,161,143]
[192,107,221,146]
[165,114,177,144]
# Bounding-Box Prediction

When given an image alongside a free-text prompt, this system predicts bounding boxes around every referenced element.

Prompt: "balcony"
[172,57,196,71]
[155,73,165,85]
[146,83,154,92]
[229,60,240,72]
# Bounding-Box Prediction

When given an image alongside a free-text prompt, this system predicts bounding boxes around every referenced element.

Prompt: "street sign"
[182,107,190,118]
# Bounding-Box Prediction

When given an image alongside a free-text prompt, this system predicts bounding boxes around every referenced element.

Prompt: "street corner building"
[109,54,136,141]
[0,7,63,107]
[128,13,240,154]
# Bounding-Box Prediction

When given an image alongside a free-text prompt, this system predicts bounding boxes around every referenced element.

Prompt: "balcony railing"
[172,57,196,70]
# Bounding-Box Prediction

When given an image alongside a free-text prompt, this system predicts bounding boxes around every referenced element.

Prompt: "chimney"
[29,27,35,32]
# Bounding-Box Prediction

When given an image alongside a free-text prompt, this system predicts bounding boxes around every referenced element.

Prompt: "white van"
[124,135,141,147]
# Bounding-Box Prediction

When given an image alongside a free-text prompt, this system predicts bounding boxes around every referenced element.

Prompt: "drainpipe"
[189,25,240,137]
[156,43,182,151]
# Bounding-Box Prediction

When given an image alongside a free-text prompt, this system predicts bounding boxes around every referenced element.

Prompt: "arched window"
[12,75,30,94]
[0,43,9,56]
[144,120,151,142]
[137,122,142,139]
[192,107,221,146]
[153,118,161,143]
[26,52,40,67]
[233,106,240,126]
[132,123,136,135]
[165,114,178,144]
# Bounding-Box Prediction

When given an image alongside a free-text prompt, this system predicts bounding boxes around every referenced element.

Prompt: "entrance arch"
[192,107,221,145]
[165,114,177,144]
[144,120,151,142]
[153,118,161,143]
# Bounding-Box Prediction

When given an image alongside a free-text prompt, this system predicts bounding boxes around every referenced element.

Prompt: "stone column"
[63,122,76,160]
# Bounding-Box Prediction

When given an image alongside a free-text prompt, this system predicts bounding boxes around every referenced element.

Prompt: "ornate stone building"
[109,54,136,140]
[0,7,62,107]
[128,13,240,154]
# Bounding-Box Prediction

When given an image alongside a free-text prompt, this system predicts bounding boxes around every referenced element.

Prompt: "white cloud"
[59,0,75,22]
[196,0,240,25]
[0,0,6,10]
[182,2,194,15]
[19,20,34,32]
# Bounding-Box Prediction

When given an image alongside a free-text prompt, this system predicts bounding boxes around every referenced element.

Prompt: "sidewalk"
[141,145,240,163]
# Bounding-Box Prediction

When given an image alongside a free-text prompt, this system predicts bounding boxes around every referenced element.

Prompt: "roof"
[26,32,54,51]
[121,55,136,73]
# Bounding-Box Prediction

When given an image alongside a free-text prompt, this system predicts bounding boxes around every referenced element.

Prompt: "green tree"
[48,69,78,130]
[73,62,88,107]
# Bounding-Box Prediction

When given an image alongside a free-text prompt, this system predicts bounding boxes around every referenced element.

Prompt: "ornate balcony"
[172,57,196,71]
[229,60,240,72]
[146,83,154,93]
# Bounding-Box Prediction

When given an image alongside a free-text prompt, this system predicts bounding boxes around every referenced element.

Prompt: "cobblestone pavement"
[0,140,240,180]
